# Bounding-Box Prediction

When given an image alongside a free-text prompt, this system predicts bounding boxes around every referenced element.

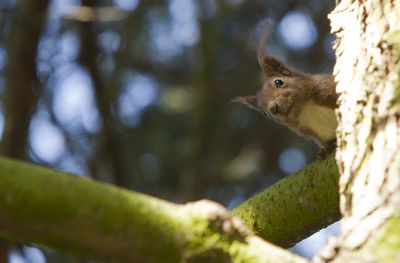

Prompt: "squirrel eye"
[274,79,284,88]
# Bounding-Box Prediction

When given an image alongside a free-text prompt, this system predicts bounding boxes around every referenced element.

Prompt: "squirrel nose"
[268,102,278,114]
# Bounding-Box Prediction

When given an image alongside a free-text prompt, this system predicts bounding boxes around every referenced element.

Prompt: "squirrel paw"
[318,140,336,159]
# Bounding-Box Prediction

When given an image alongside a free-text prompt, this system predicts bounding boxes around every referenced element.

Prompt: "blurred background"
[0,0,339,262]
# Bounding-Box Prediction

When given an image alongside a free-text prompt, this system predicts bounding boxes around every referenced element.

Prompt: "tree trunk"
[316,1,400,262]
[1,0,49,159]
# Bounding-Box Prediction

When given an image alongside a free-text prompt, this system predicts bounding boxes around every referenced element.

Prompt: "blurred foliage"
[0,0,335,261]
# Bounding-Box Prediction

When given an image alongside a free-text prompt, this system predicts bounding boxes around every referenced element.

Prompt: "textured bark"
[0,157,308,263]
[232,154,340,248]
[315,1,400,262]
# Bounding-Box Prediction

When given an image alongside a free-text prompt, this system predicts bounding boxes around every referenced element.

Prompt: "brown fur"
[234,54,338,157]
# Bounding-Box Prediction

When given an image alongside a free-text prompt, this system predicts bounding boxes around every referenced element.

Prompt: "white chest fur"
[297,102,337,141]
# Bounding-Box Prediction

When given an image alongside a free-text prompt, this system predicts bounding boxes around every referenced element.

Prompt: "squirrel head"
[234,55,314,124]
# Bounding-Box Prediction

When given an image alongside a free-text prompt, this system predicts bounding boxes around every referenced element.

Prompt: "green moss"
[0,157,184,262]
[231,154,340,247]
[0,157,310,263]
[374,215,400,263]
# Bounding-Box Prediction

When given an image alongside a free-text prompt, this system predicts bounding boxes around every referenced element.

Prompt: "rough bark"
[232,154,340,248]
[315,1,400,262]
[0,157,308,263]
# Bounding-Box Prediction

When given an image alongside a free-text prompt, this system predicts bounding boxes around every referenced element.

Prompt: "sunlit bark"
[315,1,400,262]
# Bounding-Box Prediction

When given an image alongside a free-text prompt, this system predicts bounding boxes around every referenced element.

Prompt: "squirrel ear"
[232,96,260,111]
[259,55,294,77]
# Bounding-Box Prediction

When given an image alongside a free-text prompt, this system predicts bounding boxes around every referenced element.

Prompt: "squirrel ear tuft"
[259,55,294,77]
[231,96,260,111]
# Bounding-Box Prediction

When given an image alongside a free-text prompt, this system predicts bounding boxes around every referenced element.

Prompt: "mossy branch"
[0,157,307,263]
[232,154,340,247]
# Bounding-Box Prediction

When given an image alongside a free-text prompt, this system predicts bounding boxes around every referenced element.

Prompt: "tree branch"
[232,154,340,248]
[0,157,307,263]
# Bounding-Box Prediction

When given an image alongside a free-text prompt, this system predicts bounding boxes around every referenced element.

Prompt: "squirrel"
[234,52,339,159]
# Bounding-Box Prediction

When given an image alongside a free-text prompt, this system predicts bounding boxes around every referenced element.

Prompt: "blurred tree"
[0,0,49,261]
[1,0,48,159]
